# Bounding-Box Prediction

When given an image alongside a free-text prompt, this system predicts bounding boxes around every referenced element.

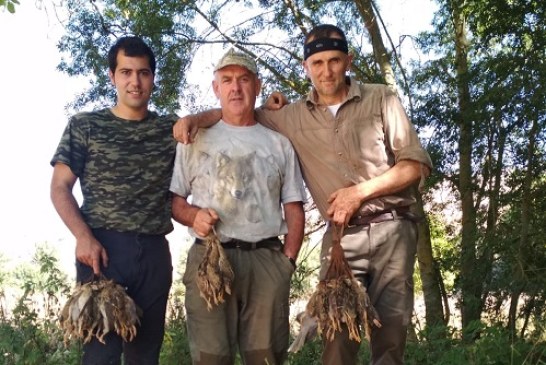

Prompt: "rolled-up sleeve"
[383,92,433,170]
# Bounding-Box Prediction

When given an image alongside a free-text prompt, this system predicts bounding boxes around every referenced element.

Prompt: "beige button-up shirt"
[256,78,432,219]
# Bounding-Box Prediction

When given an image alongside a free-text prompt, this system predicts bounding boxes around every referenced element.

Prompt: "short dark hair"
[304,24,347,45]
[108,36,156,75]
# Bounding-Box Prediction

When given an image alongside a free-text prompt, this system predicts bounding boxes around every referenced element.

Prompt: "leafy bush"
[0,245,79,365]
[1,244,545,364]
[405,323,546,365]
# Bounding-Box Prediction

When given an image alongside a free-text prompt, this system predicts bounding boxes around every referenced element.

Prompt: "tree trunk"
[354,0,398,92]
[414,193,446,330]
[508,116,538,337]
[479,113,507,317]
[451,0,481,338]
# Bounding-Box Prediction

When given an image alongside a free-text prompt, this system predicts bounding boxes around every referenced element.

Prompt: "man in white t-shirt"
[170,49,306,365]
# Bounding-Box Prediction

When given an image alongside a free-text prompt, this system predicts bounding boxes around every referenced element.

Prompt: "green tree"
[0,0,19,13]
[410,0,546,340]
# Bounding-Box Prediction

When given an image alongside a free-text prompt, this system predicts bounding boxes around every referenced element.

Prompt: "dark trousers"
[76,228,173,365]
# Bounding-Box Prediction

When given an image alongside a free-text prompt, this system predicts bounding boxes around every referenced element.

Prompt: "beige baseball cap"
[214,48,258,74]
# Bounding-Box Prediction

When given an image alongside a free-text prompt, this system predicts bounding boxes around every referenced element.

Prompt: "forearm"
[282,201,305,260]
[171,194,200,227]
[172,194,219,237]
[50,184,93,241]
[356,160,428,203]
[173,109,223,143]
[193,108,222,127]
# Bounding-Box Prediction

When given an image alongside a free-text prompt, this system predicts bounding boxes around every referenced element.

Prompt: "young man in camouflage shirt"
[50,36,177,365]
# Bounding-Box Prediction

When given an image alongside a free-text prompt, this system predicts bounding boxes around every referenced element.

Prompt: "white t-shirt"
[327,103,342,116]
[170,120,305,242]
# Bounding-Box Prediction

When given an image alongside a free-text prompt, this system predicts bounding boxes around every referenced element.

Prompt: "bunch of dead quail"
[197,233,234,310]
[59,277,140,345]
[306,226,382,343]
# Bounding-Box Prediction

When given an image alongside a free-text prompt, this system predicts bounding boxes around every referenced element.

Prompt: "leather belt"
[195,237,282,250]
[348,206,412,227]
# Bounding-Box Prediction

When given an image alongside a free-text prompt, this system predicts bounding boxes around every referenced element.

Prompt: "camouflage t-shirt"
[51,109,178,235]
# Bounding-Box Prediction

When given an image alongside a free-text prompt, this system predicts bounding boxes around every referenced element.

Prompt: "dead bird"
[196,230,234,310]
[306,224,382,343]
[59,275,140,345]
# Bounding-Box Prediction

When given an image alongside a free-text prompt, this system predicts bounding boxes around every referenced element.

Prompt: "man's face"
[302,40,352,102]
[212,65,261,117]
[109,51,154,112]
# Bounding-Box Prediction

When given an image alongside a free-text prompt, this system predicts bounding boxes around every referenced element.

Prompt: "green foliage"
[287,338,323,364]
[2,244,546,364]
[0,244,79,365]
[289,235,321,303]
[0,257,7,321]
[0,0,19,13]
[160,300,192,364]
[56,0,389,114]
[412,0,546,335]
[286,337,371,364]
[406,323,546,365]
[428,213,458,291]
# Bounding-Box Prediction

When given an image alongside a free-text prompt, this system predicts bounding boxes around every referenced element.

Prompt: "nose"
[324,64,334,76]
[130,72,141,85]
[231,80,242,91]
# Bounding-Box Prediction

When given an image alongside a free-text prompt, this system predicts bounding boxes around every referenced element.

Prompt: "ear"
[108,70,115,85]
[302,60,310,77]
[216,152,230,167]
[212,79,220,99]
[255,77,262,96]
[346,53,354,72]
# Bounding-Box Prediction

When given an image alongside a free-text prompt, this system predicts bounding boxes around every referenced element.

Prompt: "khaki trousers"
[320,219,418,365]
[183,242,295,365]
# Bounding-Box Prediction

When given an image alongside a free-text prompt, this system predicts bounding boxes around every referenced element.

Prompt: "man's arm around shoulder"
[172,92,289,144]
[173,109,222,144]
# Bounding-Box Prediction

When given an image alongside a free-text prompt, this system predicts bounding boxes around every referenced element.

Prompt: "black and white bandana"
[304,38,349,60]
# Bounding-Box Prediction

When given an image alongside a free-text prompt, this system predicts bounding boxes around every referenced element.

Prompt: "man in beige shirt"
[175,24,432,365]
